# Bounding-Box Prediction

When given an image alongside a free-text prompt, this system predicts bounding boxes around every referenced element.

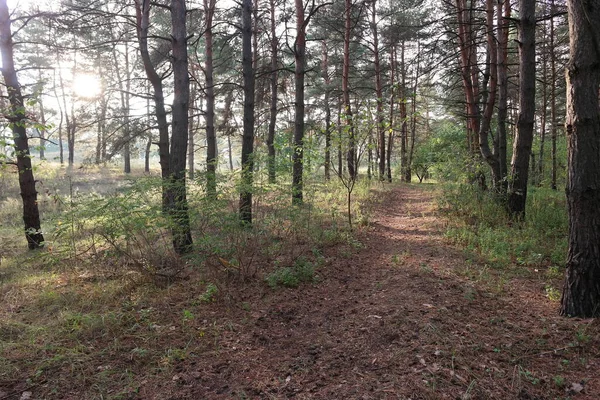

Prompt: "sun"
[73,74,102,99]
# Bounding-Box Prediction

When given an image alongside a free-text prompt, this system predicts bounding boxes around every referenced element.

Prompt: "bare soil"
[3,184,599,399]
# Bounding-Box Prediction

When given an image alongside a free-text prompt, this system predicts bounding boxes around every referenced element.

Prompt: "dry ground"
[2,184,599,399]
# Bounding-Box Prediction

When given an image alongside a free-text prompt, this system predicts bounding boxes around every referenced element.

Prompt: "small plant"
[552,375,565,388]
[544,285,561,301]
[200,283,219,303]
[182,309,194,322]
[266,257,315,288]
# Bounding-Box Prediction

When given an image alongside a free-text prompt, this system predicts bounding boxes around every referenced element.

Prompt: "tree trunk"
[508,0,536,219]
[495,0,509,193]
[387,44,396,183]
[0,0,44,249]
[267,0,278,183]
[135,0,170,182]
[292,0,306,204]
[239,0,255,224]
[550,0,558,191]
[343,0,357,180]
[560,0,600,318]
[322,41,332,181]
[204,0,217,197]
[188,73,196,180]
[371,0,385,181]
[399,42,409,182]
[478,0,502,189]
[168,0,193,254]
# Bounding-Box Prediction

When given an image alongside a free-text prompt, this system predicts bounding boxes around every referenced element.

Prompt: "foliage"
[265,256,317,288]
[439,183,568,271]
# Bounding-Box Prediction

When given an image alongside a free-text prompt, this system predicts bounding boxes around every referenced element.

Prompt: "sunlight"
[73,74,102,99]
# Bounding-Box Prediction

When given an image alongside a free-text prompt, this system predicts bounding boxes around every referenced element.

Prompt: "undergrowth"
[0,164,375,397]
[439,184,567,291]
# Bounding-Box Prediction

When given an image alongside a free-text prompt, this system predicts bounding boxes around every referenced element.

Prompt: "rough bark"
[0,0,44,249]
[168,0,193,254]
[508,0,536,219]
[560,0,600,318]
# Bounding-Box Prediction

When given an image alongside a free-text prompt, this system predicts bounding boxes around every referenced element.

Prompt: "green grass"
[439,184,568,280]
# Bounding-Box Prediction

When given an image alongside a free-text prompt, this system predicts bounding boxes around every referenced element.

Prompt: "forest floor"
[2,183,599,399]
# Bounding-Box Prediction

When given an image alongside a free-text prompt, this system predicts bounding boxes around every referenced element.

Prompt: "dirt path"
[150,184,599,400]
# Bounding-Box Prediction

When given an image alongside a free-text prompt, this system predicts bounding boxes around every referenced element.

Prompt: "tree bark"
[239,0,255,224]
[550,0,558,191]
[508,0,536,219]
[560,0,600,318]
[168,0,193,254]
[478,0,502,188]
[371,0,385,181]
[204,0,217,197]
[322,41,332,181]
[343,0,357,180]
[0,0,44,249]
[292,0,306,204]
[134,0,170,183]
[267,0,278,183]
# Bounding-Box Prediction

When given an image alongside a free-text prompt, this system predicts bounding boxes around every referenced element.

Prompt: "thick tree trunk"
[0,0,44,249]
[560,0,600,318]
[205,0,217,197]
[239,0,255,224]
[508,0,536,219]
[168,0,193,254]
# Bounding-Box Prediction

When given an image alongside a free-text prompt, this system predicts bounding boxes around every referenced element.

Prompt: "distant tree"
[560,0,600,317]
[0,0,45,249]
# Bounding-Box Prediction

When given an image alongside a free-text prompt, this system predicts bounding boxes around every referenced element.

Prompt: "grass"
[0,161,376,398]
[439,183,568,292]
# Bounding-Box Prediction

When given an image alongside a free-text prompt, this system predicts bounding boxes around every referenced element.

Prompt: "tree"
[239,0,255,224]
[560,0,600,318]
[291,0,307,204]
[134,0,193,254]
[204,0,217,197]
[266,0,279,184]
[0,0,45,249]
[507,0,536,218]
